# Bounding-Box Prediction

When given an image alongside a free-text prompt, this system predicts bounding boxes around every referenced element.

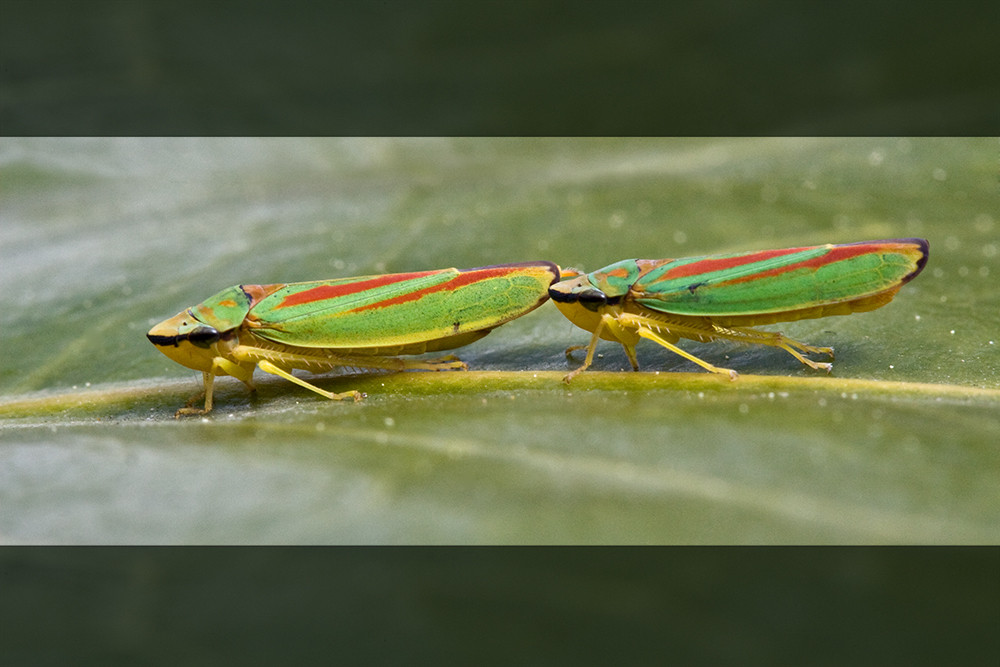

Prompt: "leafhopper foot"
[774,337,834,372]
[182,391,206,409]
[800,358,833,373]
[562,325,606,383]
[174,371,215,417]
[175,390,212,417]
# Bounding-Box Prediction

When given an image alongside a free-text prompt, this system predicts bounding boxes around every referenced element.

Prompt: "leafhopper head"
[549,275,628,345]
[147,285,253,374]
[147,309,225,373]
[549,276,615,311]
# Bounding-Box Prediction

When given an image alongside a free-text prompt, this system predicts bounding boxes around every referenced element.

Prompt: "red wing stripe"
[715,244,885,286]
[275,271,439,309]
[346,265,533,312]
[661,247,807,280]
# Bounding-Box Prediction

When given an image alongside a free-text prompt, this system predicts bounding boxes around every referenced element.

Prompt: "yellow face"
[552,298,603,335]
[147,310,223,373]
[549,275,623,342]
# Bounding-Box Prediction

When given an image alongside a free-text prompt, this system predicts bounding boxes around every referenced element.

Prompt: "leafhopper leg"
[175,371,214,417]
[708,324,835,372]
[257,360,364,402]
[772,339,833,372]
[418,355,468,371]
[563,319,607,383]
[635,326,739,380]
[599,314,642,371]
[175,357,257,417]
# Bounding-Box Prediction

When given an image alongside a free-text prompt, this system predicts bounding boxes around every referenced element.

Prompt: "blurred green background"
[1,137,997,544]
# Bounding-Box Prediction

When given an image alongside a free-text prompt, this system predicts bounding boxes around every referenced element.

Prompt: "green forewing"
[257,270,457,324]
[250,262,559,349]
[627,240,928,316]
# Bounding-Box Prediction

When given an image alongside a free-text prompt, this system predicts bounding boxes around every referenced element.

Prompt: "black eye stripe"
[147,333,181,347]
[548,286,616,311]
[146,325,220,348]
[577,288,606,303]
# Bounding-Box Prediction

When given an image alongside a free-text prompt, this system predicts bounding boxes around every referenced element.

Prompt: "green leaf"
[2,138,997,543]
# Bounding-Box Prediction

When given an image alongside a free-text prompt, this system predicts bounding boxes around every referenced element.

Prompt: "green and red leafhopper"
[548,239,929,381]
[148,262,560,414]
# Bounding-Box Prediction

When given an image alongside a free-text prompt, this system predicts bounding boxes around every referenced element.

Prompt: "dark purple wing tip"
[900,237,929,284]
[842,238,928,284]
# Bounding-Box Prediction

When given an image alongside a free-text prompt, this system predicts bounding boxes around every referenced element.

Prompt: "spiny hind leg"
[634,326,738,380]
[257,360,364,402]
[400,355,468,372]
[615,312,737,378]
[234,346,467,401]
[327,353,467,372]
[617,311,830,374]
[713,325,833,372]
